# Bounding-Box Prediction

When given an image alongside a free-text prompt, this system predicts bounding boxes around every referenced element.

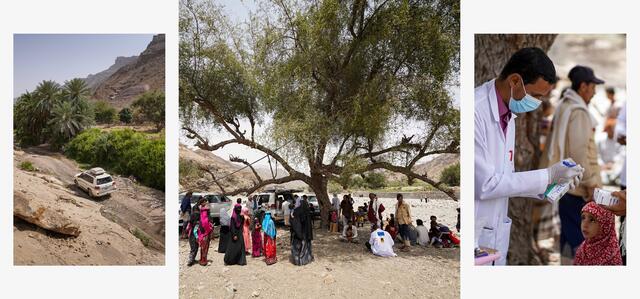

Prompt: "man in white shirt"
[415,219,430,246]
[331,193,340,212]
[367,225,396,257]
[340,221,358,242]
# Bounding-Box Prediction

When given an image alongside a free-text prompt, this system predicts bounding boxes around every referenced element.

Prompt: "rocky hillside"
[385,153,459,183]
[82,55,138,91]
[93,34,165,109]
[179,144,305,193]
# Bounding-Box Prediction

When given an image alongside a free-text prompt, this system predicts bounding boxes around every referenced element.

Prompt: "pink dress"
[242,208,252,254]
[252,223,263,257]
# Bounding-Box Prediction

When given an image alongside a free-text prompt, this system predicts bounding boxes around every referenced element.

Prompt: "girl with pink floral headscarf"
[574,201,622,265]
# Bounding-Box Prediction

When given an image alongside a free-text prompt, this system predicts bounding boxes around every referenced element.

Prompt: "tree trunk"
[474,34,557,265]
[309,173,330,229]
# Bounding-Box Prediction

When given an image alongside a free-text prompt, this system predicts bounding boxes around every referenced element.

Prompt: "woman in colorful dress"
[262,212,277,265]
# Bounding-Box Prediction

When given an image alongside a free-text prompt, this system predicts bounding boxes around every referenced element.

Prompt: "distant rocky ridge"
[179,144,305,193]
[91,34,165,109]
[82,56,138,91]
[377,153,459,183]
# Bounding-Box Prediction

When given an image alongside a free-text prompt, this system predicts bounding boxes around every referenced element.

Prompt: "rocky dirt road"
[14,146,165,265]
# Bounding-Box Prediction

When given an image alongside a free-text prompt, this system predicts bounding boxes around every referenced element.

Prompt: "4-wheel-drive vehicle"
[254,187,302,222]
[74,167,116,198]
[178,192,233,228]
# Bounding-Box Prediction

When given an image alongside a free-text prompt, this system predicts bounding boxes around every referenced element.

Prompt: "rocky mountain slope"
[82,55,138,91]
[14,147,164,265]
[92,34,165,109]
[179,144,305,193]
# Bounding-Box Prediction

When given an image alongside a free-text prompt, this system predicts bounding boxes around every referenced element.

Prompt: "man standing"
[475,47,584,265]
[331,193,340,212]
[340,195,352,229]
[367,193,385,229]
[541,65,604,265]
[395,194,412,251]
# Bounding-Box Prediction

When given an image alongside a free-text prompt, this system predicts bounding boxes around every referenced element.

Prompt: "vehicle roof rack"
[88,167,106,175]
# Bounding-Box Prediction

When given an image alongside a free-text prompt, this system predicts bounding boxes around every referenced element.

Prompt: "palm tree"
[14,91,39,144]
[48,101,92,141]
[32,80,62,142]
[33,80,61,115]
[62,78,91,107]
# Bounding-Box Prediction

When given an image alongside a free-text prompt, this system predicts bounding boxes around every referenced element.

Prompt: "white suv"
[74,167,116,197]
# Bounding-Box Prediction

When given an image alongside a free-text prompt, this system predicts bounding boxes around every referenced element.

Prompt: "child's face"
[581,212,602,239]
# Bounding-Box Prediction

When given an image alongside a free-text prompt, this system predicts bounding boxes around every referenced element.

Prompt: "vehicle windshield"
[96,177,113,185]
[308,196,317,202]
[258,195,270,205]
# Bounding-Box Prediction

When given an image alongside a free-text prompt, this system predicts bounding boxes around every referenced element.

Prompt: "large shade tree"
[474,34,557,265]
[180,0,460,225]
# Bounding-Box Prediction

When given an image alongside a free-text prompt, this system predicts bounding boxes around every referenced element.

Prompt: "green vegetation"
[94,101,117,124]
[364,172,386,189]
[440,163,460,187]
[179,158,200,183]
[14,79,95,146]
[119,107,133,124]
[65,128,165,190]
[19,161,36,172]
[132,91,165,131]
[131,228,151,247]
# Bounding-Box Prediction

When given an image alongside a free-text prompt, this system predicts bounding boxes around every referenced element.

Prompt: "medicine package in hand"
[594,188,619,206]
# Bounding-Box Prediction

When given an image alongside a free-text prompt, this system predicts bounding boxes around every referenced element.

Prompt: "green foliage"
[94,101,117,124]
[179,158,199,180]
[131,228,151,247]
[19,161,35,172]
[119,108,133,124]
[364,172,386,189]
[440,163,460,186]
[14,79,94,146]
[132,91,165,131]
[65,128,165,190]
[327,180,345,194]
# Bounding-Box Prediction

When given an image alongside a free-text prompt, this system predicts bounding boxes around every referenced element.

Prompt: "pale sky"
[14,34,153,98]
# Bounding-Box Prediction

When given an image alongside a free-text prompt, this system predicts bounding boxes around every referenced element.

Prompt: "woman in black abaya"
[290,197,314,266]
[224,204,247,266]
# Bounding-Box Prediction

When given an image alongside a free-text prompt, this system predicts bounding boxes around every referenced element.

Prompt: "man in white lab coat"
[475,47,584,265]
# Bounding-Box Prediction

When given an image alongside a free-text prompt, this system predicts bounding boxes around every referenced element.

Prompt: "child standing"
[252,217,263,257]
[574,201,622,265]
[186,205,200,266]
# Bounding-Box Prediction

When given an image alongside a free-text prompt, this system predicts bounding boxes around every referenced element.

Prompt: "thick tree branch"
[365,162,458,200]
[229,155,263,184]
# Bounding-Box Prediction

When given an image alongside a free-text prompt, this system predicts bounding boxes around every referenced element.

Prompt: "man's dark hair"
[430,215,437,220]
[417,219,424,226]
[606,87,615,95]
[236,198,242,204]
[397,193,403,199]
[498,47,557,85]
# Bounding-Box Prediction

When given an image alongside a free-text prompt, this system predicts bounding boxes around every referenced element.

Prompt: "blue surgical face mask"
[508,76,542,113]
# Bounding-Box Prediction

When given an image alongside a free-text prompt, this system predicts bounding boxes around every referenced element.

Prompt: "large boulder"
[14,191,81,237]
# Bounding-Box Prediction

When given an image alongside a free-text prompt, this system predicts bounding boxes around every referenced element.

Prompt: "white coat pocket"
[477,225,497,250]
[496,217,512,262]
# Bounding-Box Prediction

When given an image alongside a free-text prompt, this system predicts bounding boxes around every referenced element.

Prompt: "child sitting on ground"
[340,221,358,243]
[574,201,622,265]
